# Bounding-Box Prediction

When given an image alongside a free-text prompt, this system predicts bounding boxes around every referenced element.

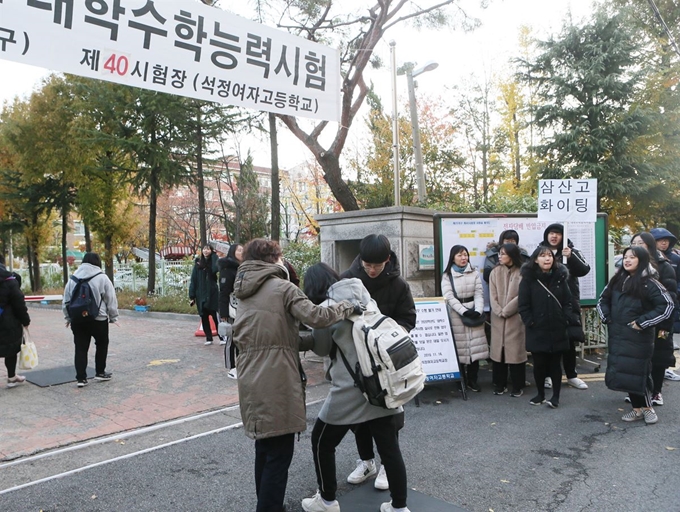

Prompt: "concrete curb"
[27,302,197,322]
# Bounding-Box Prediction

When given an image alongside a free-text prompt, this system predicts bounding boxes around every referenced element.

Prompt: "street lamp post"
[406,61,438,204]
[390,40,400,207]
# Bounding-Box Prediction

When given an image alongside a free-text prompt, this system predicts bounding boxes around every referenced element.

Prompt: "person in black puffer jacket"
[650,227,680,337]
[0,256,31,388]
[189,245,221,346]
[519,245,577,409]
[340,234,416,491]
[539,223,591,391]
[218,243,243,377]
[630,233,677,407]
[597,246,674,425]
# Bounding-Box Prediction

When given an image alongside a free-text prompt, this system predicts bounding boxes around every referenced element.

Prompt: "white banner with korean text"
[0,0,340,121]
[538,179,597,222]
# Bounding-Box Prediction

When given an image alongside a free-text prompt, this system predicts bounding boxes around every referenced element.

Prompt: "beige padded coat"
[489,264,527,364]
[441,265,489,365]
[232,260,355,440]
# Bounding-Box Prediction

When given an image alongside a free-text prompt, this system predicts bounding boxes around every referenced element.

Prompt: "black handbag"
[449,274,485,327]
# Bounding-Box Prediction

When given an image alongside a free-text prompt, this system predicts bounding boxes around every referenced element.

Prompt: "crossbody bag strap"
[537,279,562,309]
[449,273,472,312]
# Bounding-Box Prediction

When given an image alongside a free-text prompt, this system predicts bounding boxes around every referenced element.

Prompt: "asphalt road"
[1,362,679,512]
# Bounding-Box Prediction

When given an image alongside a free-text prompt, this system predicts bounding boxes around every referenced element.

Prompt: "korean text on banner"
[537,179,597,222]
[0,0,341,121]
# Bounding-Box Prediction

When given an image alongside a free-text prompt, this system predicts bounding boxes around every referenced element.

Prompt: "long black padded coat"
[0,265,31,357]
[597,275,674,395]
[518,264,575,354]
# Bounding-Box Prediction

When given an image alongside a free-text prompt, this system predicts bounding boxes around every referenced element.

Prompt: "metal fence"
[16,259,194,297]
[577,306,607,371]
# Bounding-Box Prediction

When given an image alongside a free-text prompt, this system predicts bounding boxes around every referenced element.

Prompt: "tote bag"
[19,330,38,370]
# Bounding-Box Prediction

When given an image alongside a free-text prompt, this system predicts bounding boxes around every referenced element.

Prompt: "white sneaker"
[347,458,377,484]
[374,464,389,490]
[227,368,238,380]
[7,375,26,388]
[204,340,213,345]
[567,377,588,389]
[544,377,552,389]
[380,502,411,512]
[664,369,680,381]
[301,491,340,512]
[219,338,227,346]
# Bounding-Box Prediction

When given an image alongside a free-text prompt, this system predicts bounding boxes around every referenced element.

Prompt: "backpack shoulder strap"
[333,342,364,391]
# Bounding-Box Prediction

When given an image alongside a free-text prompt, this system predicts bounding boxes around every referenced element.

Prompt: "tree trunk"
[269,113,280,241]
[319,152,358,211]
[104,235,114,281]
[26,237,34,292]
[147,171,158,295]
[62,207,69,286]
[196,107,207,248]
[84,223,92,252]
[513,112,521,186]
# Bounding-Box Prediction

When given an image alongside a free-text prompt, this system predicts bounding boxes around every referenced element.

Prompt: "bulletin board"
[411,298,462,383]
[433,213,609,307]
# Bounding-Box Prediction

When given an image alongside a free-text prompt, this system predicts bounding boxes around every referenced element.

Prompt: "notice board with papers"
[411,298,462,383]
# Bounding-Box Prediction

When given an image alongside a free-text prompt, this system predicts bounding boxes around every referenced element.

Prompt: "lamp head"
[413,61,439,77]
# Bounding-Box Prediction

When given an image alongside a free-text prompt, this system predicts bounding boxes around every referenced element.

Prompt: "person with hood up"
[519,245,576,408]
[0,255,31,388]
[231,239,361,512]
[218,243,243,378]
[189,244,221,346]
[62,252,119,388]
[539,223,591,391]
[629,233,677,406]
[442,244,489,392]
[339,234,415,492]
[300,263,410,512]
[649,227,680,288]
[649,227,680,369]
[597,246,674,424]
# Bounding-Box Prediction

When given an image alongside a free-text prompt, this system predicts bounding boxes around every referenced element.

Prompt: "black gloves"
[463,309,481,319]
[349,300,366,316]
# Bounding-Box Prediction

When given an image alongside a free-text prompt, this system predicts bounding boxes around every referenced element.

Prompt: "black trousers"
[629,390,652,408]
[354,411,405,461]
[254,433,295,512]
[463,360,480,384]
[651,365,666,394]
[4,352,18,378]
[532,351,564,402]
[492,351,526,393]
[200,308,219,341]
[72,320,109,381]
[313,415,407,508]
[561,340,578,379]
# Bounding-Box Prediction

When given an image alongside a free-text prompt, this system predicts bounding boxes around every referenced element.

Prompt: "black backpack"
[68,274,101,323]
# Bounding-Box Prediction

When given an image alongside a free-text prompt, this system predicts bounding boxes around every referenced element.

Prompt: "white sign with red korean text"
[0,0,340,121]
[538,179,597,222]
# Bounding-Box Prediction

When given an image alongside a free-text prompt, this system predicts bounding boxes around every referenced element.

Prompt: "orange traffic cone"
[195,316,218,337]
